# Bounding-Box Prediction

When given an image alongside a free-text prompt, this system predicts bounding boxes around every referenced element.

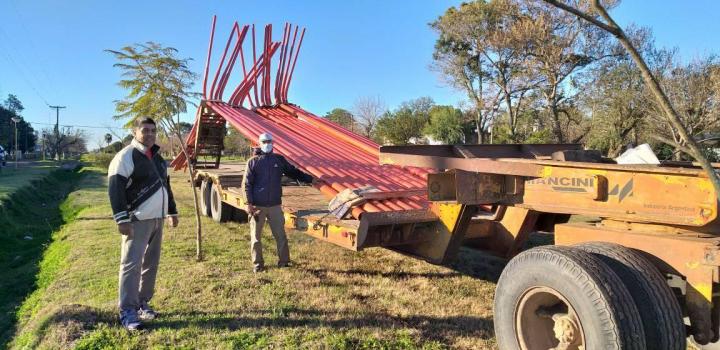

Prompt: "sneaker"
[138,301,158,320]
[253,265,265,273]
[120,309,142,331]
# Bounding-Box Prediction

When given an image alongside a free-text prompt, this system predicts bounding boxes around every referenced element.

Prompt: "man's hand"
[167,216,179,228]
[246,204,257,216]
[118,222,133,236]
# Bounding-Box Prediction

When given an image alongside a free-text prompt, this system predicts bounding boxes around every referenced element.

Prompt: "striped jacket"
[108,139,178,224]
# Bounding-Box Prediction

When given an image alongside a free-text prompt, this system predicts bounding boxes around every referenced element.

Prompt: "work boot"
[138,301,158,320]
[120,309,142,331]
[253,265,265,273]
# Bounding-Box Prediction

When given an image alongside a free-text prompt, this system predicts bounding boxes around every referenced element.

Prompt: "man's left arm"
[166,174,179,227]
[280,156,314,184]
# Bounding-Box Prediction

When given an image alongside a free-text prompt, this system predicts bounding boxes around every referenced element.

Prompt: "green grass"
[0,163,58,203]
[0,165,87,347]
[7,169,499,349]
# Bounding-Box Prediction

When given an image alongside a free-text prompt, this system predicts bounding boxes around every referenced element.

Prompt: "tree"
[353,96,386,138]
[375,107,427,145]
[582,62,647,155]
[224,128,253,159]
[324,108,356,131]
[106,42,200,128]
[650,55,720,160]
[178,121,193,135]
[431,0,513,143]
[104,133,113,148]
[517,0,614,143]
[399,96,436,118]
[108,41,205,260]
[0,95,36,153]
[542,0,720,230]
[424,105,465,144]
[42,127,87,158]
[3,94,24,114]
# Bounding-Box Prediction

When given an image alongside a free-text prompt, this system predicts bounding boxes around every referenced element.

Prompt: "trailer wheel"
[575,242,685,349]
[199,180,212,217]
[210,183,231,222]
[494,246,645,350]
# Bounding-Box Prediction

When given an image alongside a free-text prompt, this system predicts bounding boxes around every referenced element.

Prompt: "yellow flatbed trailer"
[191,143,720,349]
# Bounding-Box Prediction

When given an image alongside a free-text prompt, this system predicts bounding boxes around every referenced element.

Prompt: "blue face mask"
[260,143,273,153]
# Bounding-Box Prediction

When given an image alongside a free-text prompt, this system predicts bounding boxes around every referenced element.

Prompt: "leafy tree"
[582,59,647,156]
[543,0,720,221]
[3,94,24,114]
[375,107,427,145]
[0,95,36,153]
[432,1,504,143]
[106,42,200,129]
[517,0,614,143]
[399,97,436,119]
[108,41,205,260]
[324,108,356,131]
[178,121,193,135]
[650,54,720,159]
[224,128,253,159]
[424,106,465,144]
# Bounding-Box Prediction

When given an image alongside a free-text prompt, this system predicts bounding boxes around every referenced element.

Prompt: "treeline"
[324,0,720,161]
[0,94,89,159]
[0,95,36,154]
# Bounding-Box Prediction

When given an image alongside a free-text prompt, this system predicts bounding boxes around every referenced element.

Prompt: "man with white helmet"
[243,132,314,273]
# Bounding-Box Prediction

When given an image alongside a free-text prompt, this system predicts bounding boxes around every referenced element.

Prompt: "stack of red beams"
[172,17,432,219]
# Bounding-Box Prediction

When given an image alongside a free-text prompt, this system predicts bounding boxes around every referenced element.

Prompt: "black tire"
[210,183,231,222]
[576,242,686,350]
[199,180,212,217]
[494,246,645,350]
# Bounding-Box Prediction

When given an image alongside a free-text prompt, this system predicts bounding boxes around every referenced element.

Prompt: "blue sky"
[0,0,719,148]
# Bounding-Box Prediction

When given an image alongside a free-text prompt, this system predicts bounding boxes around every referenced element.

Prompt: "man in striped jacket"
[108,117,178,331]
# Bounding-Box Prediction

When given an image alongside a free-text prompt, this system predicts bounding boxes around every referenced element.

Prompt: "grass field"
[0,165,85,347]
[0,162,57,203]
[6,167,503,349]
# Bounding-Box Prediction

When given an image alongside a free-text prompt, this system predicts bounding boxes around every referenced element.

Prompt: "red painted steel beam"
[201,16,217,100]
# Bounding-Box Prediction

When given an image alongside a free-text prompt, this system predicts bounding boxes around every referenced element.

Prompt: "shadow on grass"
[161,310,493,344]
[305,247,507,284]
[0,167,95,347]
[304,267,464,280]
[37,304,493,345]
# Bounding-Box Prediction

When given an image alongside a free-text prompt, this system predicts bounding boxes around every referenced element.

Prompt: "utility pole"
[49,105,66,161]
[11,117,20,169]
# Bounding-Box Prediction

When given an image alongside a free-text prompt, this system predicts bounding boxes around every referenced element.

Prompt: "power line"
[7,0,58,96]
[25,121,127,130]
[0,24,51,106]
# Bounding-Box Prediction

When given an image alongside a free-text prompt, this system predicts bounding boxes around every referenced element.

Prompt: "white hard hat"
[258,132,273,142]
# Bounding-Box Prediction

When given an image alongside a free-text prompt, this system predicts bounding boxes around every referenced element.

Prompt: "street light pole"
[11,117,20,169]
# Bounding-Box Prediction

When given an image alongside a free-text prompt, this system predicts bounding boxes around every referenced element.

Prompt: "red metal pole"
[201,16,217,100]
[274,23,291,104]
[217,25,249,101]
[251,24,260,107]
[283,27,305,102]
[210,22,239,100]
[264,25,273,105]
[280,26,299,103]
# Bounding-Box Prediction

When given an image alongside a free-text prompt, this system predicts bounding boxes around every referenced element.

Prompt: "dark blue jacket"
[244,149,313,207]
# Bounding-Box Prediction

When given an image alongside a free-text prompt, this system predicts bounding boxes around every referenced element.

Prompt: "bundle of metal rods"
[171,17,432,219]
